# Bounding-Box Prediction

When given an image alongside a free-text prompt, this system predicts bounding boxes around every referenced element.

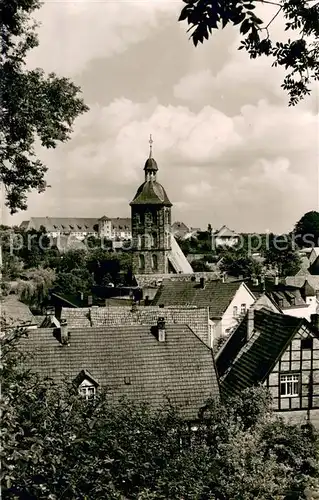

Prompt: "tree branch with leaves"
[0,0,89,213]
[179,0,319,105]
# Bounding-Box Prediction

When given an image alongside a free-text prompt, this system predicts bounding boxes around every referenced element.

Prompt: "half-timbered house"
[216,308,319,424]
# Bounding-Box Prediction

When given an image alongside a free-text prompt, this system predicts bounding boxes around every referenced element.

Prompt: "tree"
[294,211,319,248]
[220,248,262,278]
[54,268,94,296]
[2,337,319,499]
[17,267,56,312]
[191,259,211,272]
[262,233,302,276]
[86,249,132,286]
[178,0,319,105]
[0,0,89,213]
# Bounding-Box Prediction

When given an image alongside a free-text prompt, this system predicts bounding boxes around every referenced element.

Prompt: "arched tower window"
[139,254,145,269]
[152,254,158,270]
[152,232,158,248]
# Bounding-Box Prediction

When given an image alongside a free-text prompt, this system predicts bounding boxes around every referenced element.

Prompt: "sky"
[5,0,319,233]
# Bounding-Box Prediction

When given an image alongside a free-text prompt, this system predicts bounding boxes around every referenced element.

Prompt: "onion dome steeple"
[130,135,172,207]
[144,134,158,181]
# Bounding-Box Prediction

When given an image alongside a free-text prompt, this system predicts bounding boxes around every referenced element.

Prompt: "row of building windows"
[78,374,310,402]
[135,211,170,225]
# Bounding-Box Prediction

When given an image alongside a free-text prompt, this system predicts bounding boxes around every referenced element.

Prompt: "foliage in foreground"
[0,0,88,213]
[179,0,319,106]
[1,338,319,499]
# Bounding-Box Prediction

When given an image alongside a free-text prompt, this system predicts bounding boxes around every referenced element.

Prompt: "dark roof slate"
[61,305,210,344]
[218,309,309,397]
[144,157,158,172]
[18,324,219,420]
[130,180,172,206]
[152,279,246,318]
[0,295,35,327]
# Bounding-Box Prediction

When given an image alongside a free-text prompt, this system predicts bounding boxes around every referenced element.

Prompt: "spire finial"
[149,134,153,158]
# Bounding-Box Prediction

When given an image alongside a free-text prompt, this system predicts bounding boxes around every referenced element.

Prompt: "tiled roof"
[130,181,172,206]
[285,275,319,291]
[217,309,308,397]
[213,225,239,238]
[134,272,220,289]
[0,295,35,327]
[25,217,98,232]
[61,305,210,344]
[18,324,219,420]
[152,279,245,318]
[111,218,131,231]
[19,217,132,233]
[246,281,308,309]
[171,221,190,232]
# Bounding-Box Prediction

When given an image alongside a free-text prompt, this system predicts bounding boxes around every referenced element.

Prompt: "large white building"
[19,216,132,241]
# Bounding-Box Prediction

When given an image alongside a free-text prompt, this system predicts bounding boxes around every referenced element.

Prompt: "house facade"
[217,308,319,425]
[19,216,132,241]
[214,282,257,338]
[212,225,240,249]
[152,278,256,343]
[247,279,319,322]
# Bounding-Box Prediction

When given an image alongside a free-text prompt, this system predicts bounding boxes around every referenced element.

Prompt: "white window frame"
[280,374,300,397]
[240,303,246,315]
[79,379,96,400]
[233,305,238,317]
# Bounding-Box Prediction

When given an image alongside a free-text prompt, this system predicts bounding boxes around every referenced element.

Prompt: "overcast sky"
[5,0,319,233]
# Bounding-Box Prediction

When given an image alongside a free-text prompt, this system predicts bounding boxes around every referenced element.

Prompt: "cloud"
[27,0,180,75]
[7,95,318,234]
[5,1,317,236]
[173,2,319,112]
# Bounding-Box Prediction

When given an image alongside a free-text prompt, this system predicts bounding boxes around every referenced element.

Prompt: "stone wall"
[131,206,171,275]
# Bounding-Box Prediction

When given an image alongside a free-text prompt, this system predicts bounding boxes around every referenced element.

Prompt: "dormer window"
[79,380,96,400]
[74,370,98,401]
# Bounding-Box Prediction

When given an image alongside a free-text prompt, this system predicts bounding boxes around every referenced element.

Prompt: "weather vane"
[149,134,153,158]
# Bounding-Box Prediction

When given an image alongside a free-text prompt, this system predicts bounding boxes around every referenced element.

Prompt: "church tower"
[130,136,172,275]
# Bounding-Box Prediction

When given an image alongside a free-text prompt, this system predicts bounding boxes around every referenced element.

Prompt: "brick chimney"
[311,314,319,332]
[131,301,137,313]
[59,319,69,345]
[247,308,254,340]
[157,317,166,342]
[88,295,93,306]
[199,277,205,289]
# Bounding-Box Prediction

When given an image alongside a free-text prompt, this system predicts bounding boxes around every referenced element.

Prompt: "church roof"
[144,157,158,172]
[130,180,172,206]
